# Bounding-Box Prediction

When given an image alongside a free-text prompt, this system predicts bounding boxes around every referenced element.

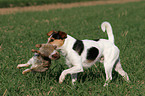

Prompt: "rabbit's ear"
[31,49,40,53]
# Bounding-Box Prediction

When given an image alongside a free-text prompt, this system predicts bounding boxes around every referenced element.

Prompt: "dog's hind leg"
[103,47,120,86]
[115,59,130,82]
[103,61,115,86]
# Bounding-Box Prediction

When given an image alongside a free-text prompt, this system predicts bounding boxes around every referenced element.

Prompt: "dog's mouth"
[50,52,60,60]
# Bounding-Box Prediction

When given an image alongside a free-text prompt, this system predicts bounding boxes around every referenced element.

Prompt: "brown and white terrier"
[47,22,130,86]
[17,43,60,74]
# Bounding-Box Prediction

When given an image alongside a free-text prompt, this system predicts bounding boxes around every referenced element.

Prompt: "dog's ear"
[58,31,67,39]
[35,44,42,48]
[47,30,57,36]
[47,30,54,36]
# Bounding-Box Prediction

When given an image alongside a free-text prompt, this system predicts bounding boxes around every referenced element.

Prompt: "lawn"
[0,1,145,96]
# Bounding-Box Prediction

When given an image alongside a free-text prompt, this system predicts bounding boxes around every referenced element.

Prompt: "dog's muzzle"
[51,52,60,60]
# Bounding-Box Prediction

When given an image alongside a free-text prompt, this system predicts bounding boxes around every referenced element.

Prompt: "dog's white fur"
[50,22,130,86]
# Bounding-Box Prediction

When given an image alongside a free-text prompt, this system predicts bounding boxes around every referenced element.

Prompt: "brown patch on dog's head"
[47,31,67,48]
[58,31,67,39]
[47,31,67,39]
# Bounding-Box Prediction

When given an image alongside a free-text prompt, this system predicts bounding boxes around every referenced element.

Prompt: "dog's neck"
[59,35,76,54]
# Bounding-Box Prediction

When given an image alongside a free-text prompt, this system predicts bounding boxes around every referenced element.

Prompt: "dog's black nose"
[52,53,60,60]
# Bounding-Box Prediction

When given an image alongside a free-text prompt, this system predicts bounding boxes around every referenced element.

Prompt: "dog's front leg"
[59,66,83,84]
[65,59,78,85]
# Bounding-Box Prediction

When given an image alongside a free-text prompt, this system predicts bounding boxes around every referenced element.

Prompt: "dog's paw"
[59,80,63,84]
[59,76,64,84]
[17,65,20,69]
[59,73,66,84]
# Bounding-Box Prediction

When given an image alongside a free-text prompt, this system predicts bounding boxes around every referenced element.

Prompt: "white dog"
[47,22,130,86]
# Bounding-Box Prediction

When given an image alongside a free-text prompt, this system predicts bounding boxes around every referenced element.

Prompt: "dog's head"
[32,43,60,60]
[47,31,67,48]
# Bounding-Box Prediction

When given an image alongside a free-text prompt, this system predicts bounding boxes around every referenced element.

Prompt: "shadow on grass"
[31,62,123,85]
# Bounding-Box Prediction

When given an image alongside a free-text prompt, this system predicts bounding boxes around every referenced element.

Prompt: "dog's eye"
[50,39,54,42]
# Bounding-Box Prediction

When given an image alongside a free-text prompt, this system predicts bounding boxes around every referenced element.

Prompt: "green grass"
[0,1,145,96]
[0,0,97,8]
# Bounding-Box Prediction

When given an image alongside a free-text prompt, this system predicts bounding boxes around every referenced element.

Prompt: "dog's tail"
[101,21,114,43]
